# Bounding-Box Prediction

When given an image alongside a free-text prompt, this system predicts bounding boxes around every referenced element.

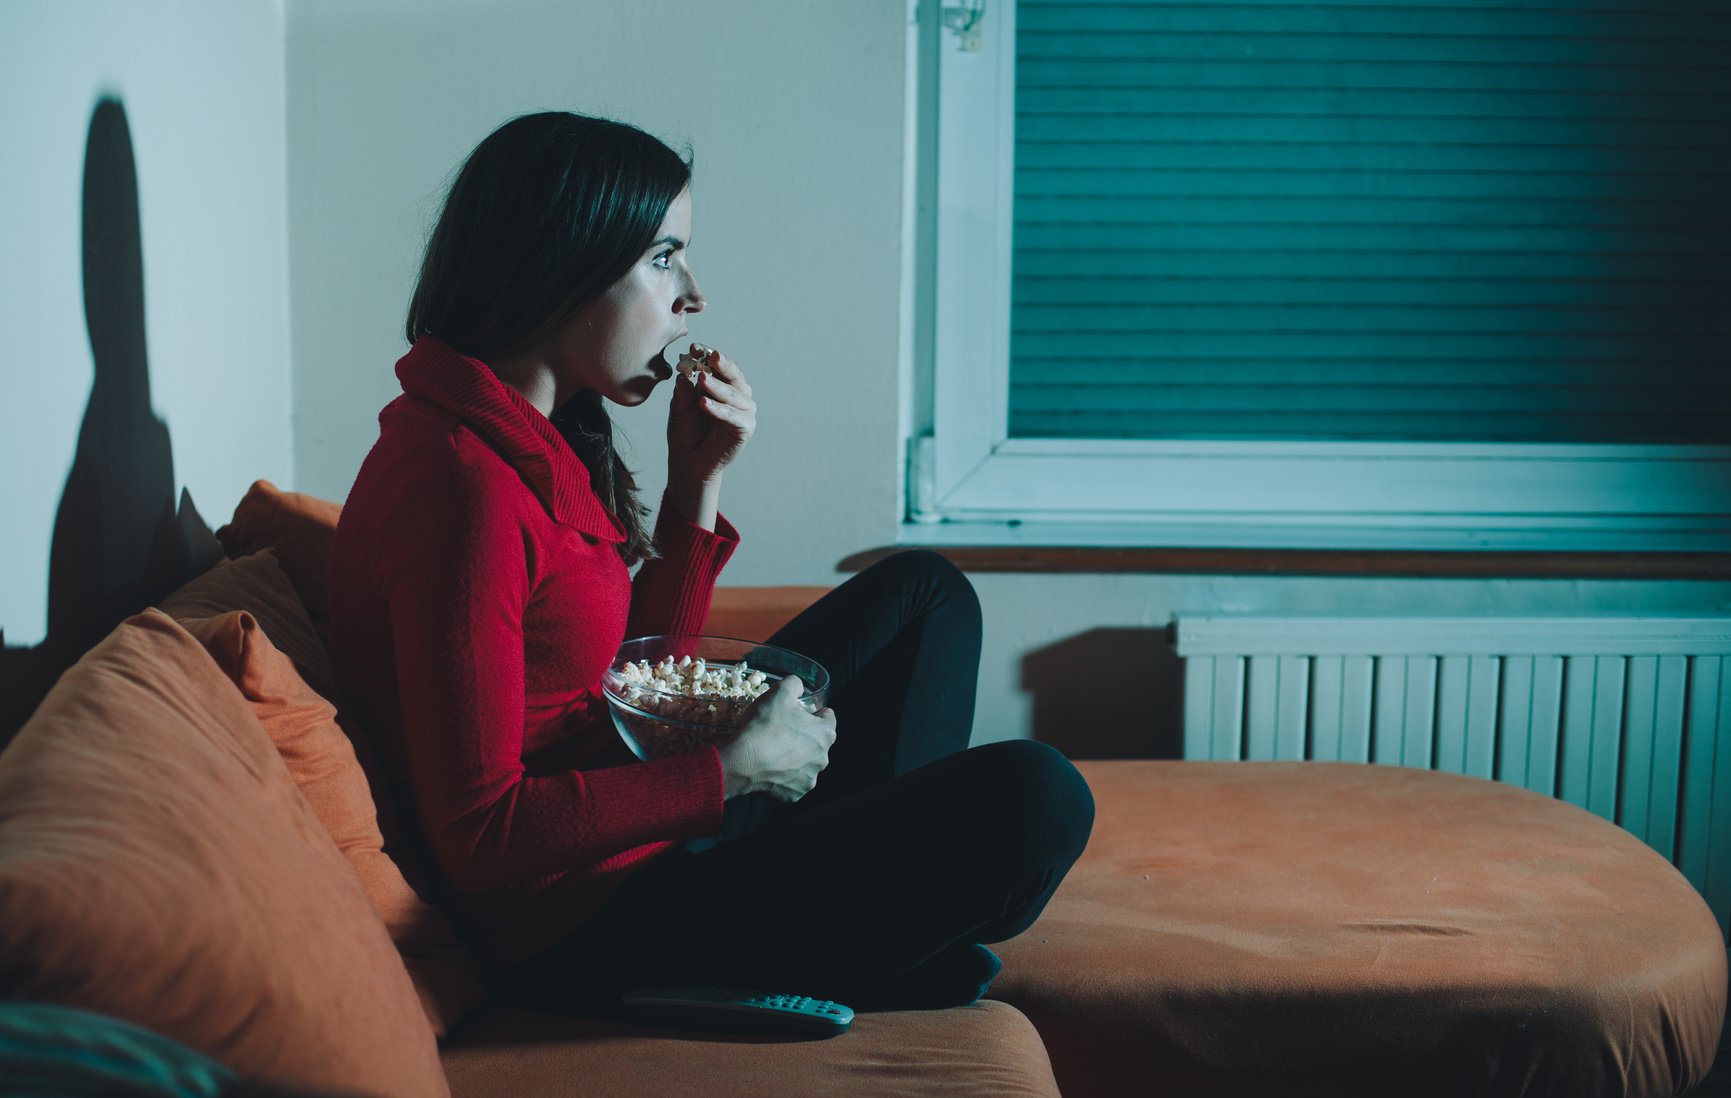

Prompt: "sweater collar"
[395,336,626,543]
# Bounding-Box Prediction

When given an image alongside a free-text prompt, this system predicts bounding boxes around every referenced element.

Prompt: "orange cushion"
[215,479,341,633]
[0,610,448,1097]
[181,608,487,1040]
[441,1000,1060,1098]
[158,551,415,856]
[708,586,831,644]
[160,553,485,1038]
[160,548,339,702]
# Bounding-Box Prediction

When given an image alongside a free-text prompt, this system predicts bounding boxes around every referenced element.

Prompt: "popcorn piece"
[675,345,714,382]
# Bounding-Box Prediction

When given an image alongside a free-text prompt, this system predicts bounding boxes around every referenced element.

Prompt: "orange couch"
[0,480,1723,1097]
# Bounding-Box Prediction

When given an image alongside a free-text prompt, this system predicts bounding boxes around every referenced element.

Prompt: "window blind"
[1008,0,1731,443]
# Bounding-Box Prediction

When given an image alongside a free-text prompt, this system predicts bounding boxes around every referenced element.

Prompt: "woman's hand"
[715,676,837,802]
[666,344,755,489]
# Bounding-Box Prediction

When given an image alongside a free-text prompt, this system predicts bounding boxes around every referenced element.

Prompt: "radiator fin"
[1678,657,1731,940]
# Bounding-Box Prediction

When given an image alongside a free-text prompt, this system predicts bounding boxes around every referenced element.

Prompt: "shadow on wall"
[0,96,220,747]
[1022,626,1183,759]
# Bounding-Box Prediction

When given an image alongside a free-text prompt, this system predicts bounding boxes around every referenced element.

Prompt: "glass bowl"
[601,635,830,761]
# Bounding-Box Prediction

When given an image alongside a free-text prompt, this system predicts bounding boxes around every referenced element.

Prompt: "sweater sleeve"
[381,440,724,895]
[625,496,740,639]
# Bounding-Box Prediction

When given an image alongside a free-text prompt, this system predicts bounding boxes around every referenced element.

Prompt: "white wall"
[282,1,1731,749]
[0,0,294,645]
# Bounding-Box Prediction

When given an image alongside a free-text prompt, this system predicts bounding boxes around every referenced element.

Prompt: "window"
[904,0,1731,551]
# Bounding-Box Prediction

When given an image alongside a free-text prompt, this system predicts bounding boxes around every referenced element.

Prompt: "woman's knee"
[970,740,1095,864]
[876,549,981,637]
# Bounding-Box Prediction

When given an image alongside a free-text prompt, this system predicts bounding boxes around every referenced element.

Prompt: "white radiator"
[1175,615,1731,939]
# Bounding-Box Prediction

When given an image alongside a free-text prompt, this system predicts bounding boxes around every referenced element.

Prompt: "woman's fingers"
[699,394,754,433]
[696,372,754,412]
[691,345,753,398]
[683,344,757,432]
[713,360,752,398]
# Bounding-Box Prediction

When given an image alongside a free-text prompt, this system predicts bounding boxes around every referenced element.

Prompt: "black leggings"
[494,550,1095,1011]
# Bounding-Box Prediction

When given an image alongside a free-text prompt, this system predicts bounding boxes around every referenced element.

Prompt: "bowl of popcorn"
[601,635,831,762]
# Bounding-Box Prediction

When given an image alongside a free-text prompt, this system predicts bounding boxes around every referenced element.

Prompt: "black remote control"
[619,986,854,1037]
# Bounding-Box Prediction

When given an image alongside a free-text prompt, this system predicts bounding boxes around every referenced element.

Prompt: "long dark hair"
[406,111,693,566]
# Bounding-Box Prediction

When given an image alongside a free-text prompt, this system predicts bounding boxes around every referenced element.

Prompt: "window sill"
[843,533,1731,579]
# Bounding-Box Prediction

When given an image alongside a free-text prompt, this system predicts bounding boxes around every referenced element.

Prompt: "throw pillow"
[179,608,486,1039]
[213,480,341,634]
[160,549,338,702]
[158,553,424,880]
[0,610,449,1097]
[160,553,485,1038]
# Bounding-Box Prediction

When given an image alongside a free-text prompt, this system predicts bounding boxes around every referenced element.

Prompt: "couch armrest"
[707,587,831,644]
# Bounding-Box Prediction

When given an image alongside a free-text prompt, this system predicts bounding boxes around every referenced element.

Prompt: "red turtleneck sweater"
[327,337,736,969]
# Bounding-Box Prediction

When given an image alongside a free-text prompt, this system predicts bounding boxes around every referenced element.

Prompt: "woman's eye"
[653,251,673,270]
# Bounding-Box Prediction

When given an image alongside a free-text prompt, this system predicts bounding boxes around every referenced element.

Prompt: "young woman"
[327,111,1094,1014]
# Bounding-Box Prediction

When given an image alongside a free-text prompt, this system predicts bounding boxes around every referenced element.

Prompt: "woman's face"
[551,188,705,406]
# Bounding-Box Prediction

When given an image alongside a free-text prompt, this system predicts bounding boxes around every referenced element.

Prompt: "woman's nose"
[679,273,705,315]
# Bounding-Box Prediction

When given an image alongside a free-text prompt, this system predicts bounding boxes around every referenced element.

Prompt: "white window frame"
[899,0,1731,553]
